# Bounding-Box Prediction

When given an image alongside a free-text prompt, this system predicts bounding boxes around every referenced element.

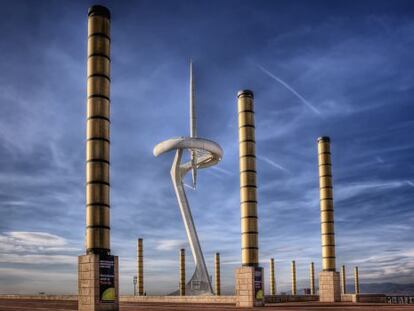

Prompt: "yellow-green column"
[318,136,341,302]
[238,90,258,266]
[354,267,360,294]
[215,253,221,296]
[79,6,119,311]
[86,4,111,255]
[235,90,264,307]
[291,260,297,295]
[270,258,275,295]
[310,262,315,295]
[137,238,144,296]
[318,137,336,271]
[341,265,346,294]
[179,249,186,296]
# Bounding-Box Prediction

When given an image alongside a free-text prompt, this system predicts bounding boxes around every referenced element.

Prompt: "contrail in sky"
[211,166,233,176]
[258,155,289,172]
[257,64,321,115]
[184,183,195,190]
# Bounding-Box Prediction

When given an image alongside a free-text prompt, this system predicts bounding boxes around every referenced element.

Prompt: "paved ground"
[1,300,414,311]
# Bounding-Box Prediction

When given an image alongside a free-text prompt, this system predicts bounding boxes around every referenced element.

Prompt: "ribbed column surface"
[179,249,186,296]
[318,136,336,271]
[310,262,315,295]
[354,266,360,294]
[137,239,144,295]
[341,265,346,294]
[215,253,221,296]
[291,260,297,295]
[238,90,258,267]
[86,5,111,255]
[270,258,276,295]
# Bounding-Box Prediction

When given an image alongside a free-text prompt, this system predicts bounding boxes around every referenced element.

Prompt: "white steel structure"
[153,62,223,295]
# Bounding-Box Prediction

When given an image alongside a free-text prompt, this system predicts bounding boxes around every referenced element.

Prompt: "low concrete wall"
[121,295,236,304]
[0,295,235,304]
[357,294,386,303]
[0,295,77,301]
[341,293,386,303]
[341,294,354,302]
[265,295,319,303]
[0,293,386,304]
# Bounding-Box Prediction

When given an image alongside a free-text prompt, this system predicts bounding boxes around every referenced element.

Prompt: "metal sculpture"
[154,62,223,295]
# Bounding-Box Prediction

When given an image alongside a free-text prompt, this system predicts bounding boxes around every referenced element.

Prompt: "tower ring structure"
[154,137,223,295]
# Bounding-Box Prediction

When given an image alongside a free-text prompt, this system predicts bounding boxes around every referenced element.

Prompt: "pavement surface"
[1,300,414,311]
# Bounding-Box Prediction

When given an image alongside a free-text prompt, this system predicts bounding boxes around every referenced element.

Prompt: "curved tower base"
[168,148,213,295]
[154,139,223,296]
[169,266,213,296]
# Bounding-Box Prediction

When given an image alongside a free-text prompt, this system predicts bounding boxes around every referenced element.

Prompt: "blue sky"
[0,0,413,295]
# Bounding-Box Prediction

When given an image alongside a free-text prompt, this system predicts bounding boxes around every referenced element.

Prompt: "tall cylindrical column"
[86,5,111,255]
[341,265,346,294]
[215,253,221,296]
[291,260,297,295]
[270,258,275,295]
[137,238,144,295]
[318,136,336,271]
[310,262,315,295]
[238,90,258,267]
[354,267,360,294]
[179,249,186,296]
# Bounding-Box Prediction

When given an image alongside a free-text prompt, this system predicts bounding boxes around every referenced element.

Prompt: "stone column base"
[319,271,341,302]
[78,254,119,311]
[235,266,264,307]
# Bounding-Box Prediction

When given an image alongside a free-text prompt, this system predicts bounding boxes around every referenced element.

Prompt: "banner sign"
[99,255,116,303]
[254,267,264,301]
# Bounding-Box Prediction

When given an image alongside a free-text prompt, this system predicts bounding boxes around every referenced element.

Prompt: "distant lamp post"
[133,276,137,296]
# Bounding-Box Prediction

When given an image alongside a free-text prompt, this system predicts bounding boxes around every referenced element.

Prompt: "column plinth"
[235,266,264,307]
[319,271,341,302]
[78,254,119,311]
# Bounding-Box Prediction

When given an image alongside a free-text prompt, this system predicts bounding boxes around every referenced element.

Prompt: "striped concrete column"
[354,267,360,294]
[270,258,275,295]
[318,137,336,271]
[238,90,259,267]
[137,238,144,296]
[235,90,264,307]
[215,253,221,296]
[291,260,297,295]
[79,6,119,311]
[341,265,346,294]
[179,249,186,296]
[86,4,111,255]
[318,137,341,302]
[310,262,315,295]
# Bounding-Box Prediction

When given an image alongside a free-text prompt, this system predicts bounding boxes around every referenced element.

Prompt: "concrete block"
[319,271,341,302]
[78,254,119,311]
[235,266,264,307]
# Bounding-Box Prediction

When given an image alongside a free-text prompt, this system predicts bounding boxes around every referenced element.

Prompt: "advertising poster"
[254,267,264,301]
[99,255,116,303]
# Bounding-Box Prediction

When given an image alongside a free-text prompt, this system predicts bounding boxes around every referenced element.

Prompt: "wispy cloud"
[0,254,75,265]
[0,232,79,254]
[155,239,186,251]
[406,180,414,188]
[335,180,411,202]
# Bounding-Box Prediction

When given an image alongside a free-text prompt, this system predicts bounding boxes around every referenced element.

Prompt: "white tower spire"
[190,60,196,138]
[190,60,197,188]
